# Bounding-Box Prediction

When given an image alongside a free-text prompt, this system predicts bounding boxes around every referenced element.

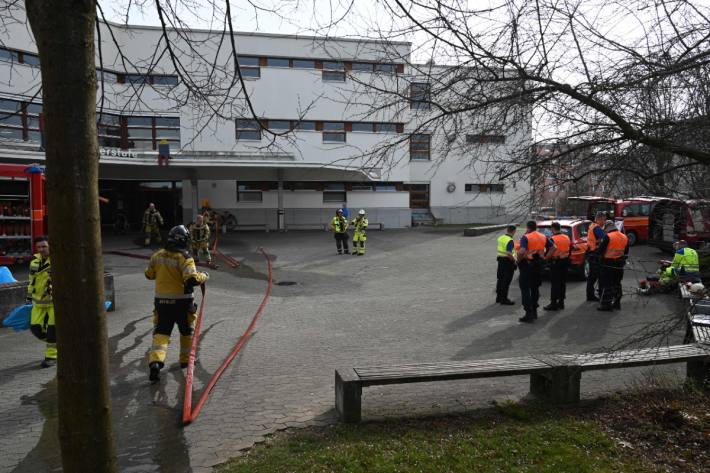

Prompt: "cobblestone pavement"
[0,229,688,472]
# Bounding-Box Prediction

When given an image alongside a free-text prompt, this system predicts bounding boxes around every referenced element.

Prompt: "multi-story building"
[0,7,531,230]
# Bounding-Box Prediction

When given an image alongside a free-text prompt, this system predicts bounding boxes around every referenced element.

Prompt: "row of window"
[237,181,402,203]
[236,56,402,81]
[0,46,179,86]
[235,119,405,143]
[0,98,42,142]
[98,113,180,151]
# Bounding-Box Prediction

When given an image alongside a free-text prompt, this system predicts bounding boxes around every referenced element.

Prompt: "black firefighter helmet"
[166,225,190,250]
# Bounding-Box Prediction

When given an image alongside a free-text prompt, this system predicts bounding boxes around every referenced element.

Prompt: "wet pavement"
[0,228,688,472]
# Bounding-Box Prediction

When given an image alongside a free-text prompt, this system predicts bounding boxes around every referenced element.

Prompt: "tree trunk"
[25,1,117,471]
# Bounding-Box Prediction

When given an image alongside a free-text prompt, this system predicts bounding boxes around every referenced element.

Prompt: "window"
[96,69,118,83]
[266,57,290,68]
[21,52,40,67]
[375,183,398,192]
[237,182,264,202]
[236,119,261,141]
[152,75,178,86]
[576,222,590,239]
[375,63,395,74]
[322,61,345,82]
[465,183,504,193]
[97,113,122,148]
[323,182,345,191]
[351,62,374,72]
[323,191,346,203]
[0,98,43,143]
[375,123,398,133]
[238,56,261,78]
[125,74,149,84]
[351,183,374,191]
[0,47,39,66]
[410,82,431,109]
[466,134,506,144]
[410,134,431,160]
[268,120,291,131]
[294,121,317,131]
[97,114,180,150]
[621,203,651,217]
[285,181,321,191]
[351,123,373,133]
[292,59,316,69]
[322,122,346,142]
[0,48,18,62]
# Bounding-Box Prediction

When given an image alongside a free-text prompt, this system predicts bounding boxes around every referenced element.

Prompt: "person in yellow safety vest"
[145,225,209,382]
[495,224,517,305]
[27,236,56,368]
[596,220,629,311]
[351,209,368,256]
[143,203,165,246]
[189,214,215,268]
[586,211,607,302]
[660,240,700,283]
[329,208,350,254]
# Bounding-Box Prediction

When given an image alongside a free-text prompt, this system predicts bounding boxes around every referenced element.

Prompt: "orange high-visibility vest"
[550,233,571,259]
[587,222,601,251]
[603,231,628,259]
[524,231,547,260]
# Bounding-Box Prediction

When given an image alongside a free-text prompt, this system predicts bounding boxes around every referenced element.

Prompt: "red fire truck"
[0,163,47,265]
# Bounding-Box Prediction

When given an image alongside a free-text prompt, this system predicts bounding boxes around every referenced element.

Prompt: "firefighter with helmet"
[351,209,369,255]
[143,203,164,246]
[189,214,215,268]
[329,208,350,254]
[145,225,209,382]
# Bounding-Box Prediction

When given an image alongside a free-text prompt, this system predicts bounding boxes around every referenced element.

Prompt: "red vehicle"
[568,196,662,246]
[0,164,47,265]
[648,198,710,251]
[516,219,591,278]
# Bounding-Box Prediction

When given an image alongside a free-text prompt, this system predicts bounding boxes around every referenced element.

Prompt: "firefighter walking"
[329,208,350,254]
[351,209,368,256]
[143,203,164,246]
[597,220,629,311]
[27,236,56,368]
[544,221,571,311]
[189,214,214,267]
[145,225,209,382]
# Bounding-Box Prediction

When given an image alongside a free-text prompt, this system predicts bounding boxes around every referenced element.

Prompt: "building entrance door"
[403,184,430,209]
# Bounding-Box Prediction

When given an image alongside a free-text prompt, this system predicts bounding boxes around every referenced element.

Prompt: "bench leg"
[530,366,581,404]
[687,360,710,387]
[335,369,362,423]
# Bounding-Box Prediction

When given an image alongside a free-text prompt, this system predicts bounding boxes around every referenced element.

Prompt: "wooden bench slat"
[545,345,709,370]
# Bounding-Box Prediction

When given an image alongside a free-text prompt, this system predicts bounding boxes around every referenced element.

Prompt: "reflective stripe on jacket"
[331,216,348,233]
[587,223,599,251]
[190,223,210,243]
[497,234,514,258]
[603,231,628,259]
[550,233,571,259]
[673,247,700,274]
[352,217,368,233]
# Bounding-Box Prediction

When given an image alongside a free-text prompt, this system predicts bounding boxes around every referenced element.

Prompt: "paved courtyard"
[0,228,688,472]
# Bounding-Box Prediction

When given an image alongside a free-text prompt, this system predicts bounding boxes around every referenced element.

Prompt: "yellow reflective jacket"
[330,216,348,233]
[145,249,207,299]
[28,253,52,305]
[352,217,368,234]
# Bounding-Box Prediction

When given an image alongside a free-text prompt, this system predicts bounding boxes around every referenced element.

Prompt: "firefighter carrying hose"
[189,214,215,268]
[351,209,368,256]
[27,236,56,368]
[143,203,164,246]
[145,225,209,382]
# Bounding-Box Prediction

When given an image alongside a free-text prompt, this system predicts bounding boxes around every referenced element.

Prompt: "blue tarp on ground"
[0,266,17,284]
[3,304,31,332]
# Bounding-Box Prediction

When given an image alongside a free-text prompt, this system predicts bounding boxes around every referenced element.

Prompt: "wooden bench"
[335,345,710,423]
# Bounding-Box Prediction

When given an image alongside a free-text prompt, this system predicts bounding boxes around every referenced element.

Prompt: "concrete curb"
[463,224,508,237]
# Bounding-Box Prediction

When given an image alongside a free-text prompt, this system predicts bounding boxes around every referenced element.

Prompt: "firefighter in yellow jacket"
[27,236,56,368]
[189,214,214,267]
[145,225,209,382]
[351,209,368,256]
[143,203,164,246]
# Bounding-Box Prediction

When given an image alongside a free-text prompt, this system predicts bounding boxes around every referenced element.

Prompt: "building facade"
[0,6,531,230]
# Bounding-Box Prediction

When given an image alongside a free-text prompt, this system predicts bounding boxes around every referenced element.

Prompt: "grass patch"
[217,401,652,473]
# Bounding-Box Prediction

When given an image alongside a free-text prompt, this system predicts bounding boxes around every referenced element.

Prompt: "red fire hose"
[182,247,273,425]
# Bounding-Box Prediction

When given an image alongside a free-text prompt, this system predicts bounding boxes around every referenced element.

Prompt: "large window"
[410,134,431,161]
[410,83,431,110]
[322,122,346,142]
[0,98,42,142]
[98,114,181,151]
[236,119,262,141]
[0,47,40,67]
[465,183,505,193]
[97,113,122,148]
[237,182,265,202]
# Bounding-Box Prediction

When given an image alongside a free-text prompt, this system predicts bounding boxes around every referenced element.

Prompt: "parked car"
[567,196,663,246]
[516,219,591,279]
